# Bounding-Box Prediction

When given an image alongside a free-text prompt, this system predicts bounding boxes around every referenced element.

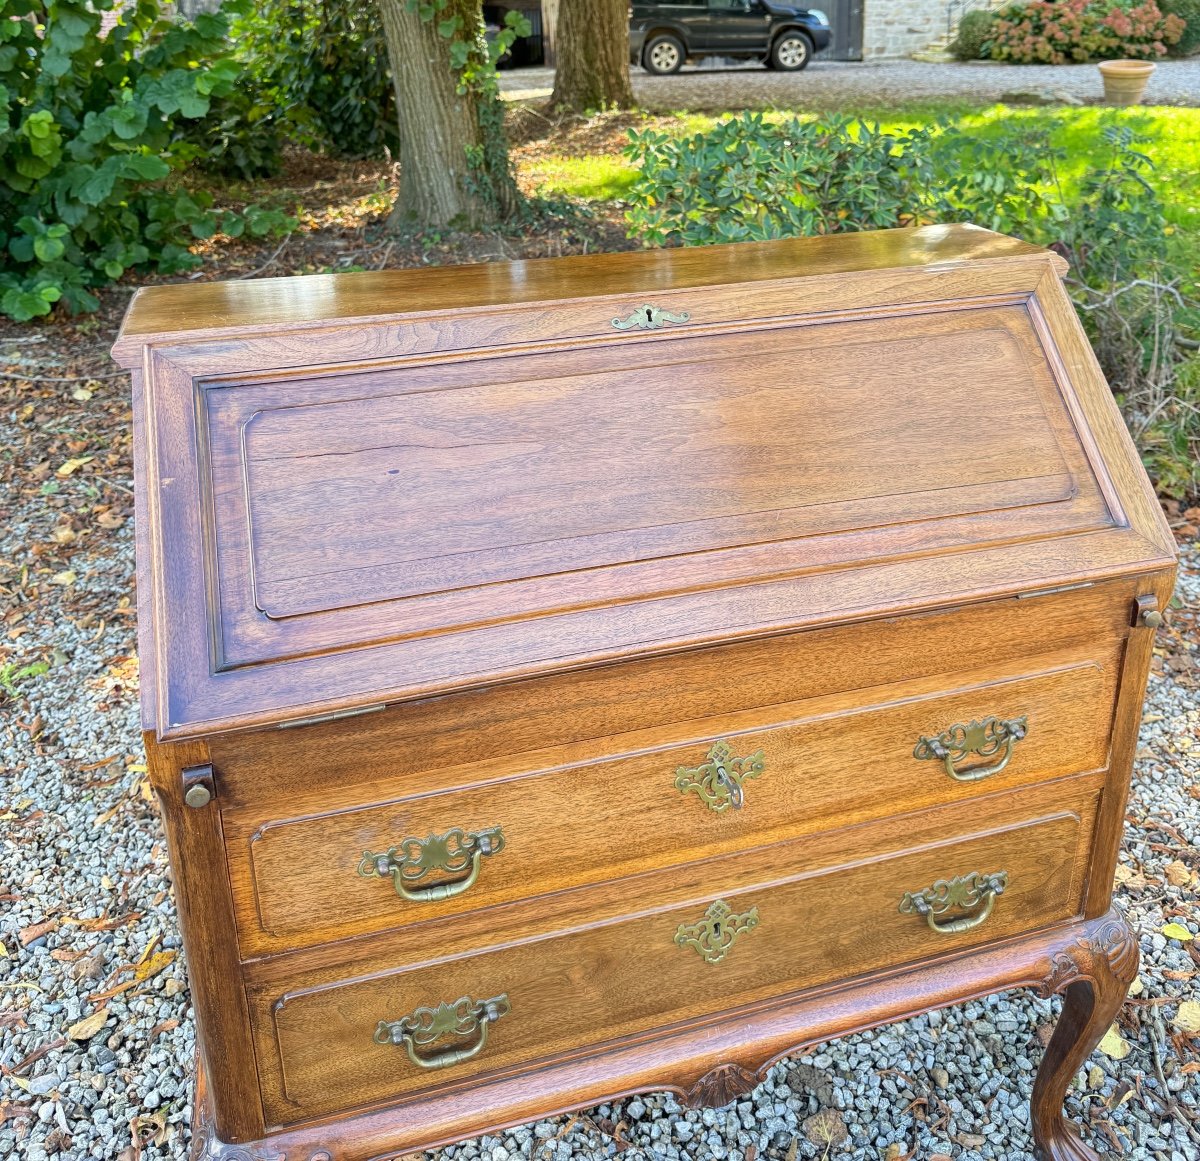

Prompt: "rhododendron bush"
[986,0,1184,63]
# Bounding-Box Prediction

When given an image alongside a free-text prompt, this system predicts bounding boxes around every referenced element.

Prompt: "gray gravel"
[499,59,1200,108]
[1,357,1198,1161]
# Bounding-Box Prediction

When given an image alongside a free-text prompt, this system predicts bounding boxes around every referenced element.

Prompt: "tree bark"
[541,0,560,66]
[377,0,522,227]
[549,0,634,112]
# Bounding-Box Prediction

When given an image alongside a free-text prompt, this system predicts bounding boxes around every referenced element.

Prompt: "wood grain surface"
[227,642,1117,955]
[114,232,1175,1160]
[251,795,1093,1126]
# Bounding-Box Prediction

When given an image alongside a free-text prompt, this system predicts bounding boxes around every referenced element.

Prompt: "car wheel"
[770,31,813,71]
[643,34,685,75]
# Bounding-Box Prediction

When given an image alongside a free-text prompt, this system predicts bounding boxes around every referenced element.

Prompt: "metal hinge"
[277,703,386,730]
[1015,582,1095,600]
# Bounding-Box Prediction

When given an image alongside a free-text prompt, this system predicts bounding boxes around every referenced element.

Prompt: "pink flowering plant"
[985,0,1185,63]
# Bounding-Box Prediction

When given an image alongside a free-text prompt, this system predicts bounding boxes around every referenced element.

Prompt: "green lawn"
[521,103,1200,276]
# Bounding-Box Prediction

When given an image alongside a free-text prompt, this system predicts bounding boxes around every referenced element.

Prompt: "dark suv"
[630,0,831,74]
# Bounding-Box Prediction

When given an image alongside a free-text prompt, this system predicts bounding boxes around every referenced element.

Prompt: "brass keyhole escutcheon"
[675,741,765,813]
[674,899,759,964]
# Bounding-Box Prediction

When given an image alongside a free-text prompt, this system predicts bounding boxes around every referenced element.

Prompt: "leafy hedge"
[1,0,293,322]
[624,114,1064,247]
[985,0,1184,63]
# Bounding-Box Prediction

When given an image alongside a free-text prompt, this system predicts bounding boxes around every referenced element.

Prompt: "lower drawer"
[251,793,1095,1127]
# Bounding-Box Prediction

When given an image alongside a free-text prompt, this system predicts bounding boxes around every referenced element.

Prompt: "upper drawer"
[224,639,1119,956]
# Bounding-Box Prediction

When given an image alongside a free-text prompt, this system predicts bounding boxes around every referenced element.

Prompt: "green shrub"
[231,0,397,160]
[951,9,998,59]
[623,113,1063,247]
[1160,0,1200,53]
[985,0,1184,64]
[0,0,295,322]
[1140,355,1200,500]
[624,114,938,246]
[175,82,283,181]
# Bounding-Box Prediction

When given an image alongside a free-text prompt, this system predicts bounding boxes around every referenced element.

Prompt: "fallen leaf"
[1098,1024,1131,1060]
[1164,861,1194,887]
[18,920,56,947]
[50,527,76,545]
[56,456,93,477]
[802,1108,847,1147]
[48,570,76,587]
[0,941,7,958]
[133,949,176,983]
[1162,923,1194,942]
[67,1009,108,1041]
[1173,1001,1200,1032]
[71,387,93,402]
[96,511,125,531]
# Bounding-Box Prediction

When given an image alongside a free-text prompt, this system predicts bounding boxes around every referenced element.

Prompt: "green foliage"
[175,83,283,180]
[0,659,49,700]
[231,0,396,160]
[624,113,1066,247]
[984,0,1184,64]
[1140,355,1200,499]
[951,9,998,59]
[1160,0,1200,53]
[0,0,296,322]
[624,114,938,246]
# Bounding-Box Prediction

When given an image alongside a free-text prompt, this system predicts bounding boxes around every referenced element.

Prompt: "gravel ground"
[498,59,1200,108]
[1,349,1198,1161]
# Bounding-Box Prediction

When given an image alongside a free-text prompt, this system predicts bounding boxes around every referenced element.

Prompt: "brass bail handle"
[374,994,510,1071]
[914,716,1028,783]
[358,826,504,903]
[899,870,1009,935]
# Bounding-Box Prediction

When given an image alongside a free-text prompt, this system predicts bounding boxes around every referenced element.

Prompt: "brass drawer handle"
[374,994,510,1071]
[913,715,1028,782]
[675,899,760,963]
[358,825,504,903]
[899,870,1008,935]
[675,740,765,813]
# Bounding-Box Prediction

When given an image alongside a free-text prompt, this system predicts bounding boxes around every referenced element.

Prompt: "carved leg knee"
[1030,911,1139,1161]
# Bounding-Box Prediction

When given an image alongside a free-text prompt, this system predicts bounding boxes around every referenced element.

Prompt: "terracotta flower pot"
[1098,59,1156,105]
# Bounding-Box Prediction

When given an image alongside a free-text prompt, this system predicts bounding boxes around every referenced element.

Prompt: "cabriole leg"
[1030,911,1140,1161]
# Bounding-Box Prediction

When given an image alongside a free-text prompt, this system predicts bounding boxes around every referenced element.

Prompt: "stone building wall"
[862,0,950,57]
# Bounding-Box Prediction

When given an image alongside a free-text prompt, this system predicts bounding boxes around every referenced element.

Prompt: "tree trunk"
[377,0,522,227]
[541,0,560,66]
[549,0,634,112]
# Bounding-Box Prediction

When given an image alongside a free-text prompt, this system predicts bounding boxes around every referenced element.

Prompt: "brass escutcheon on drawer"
[675,899,760,964]
[899,870,1009,935]
[374,994,510,1070]
[913,716,1028,782]
[675,740,765,813]
[358,826,504,903]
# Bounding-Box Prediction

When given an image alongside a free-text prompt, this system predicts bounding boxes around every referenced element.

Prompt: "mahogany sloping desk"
[111,224,1176,1161]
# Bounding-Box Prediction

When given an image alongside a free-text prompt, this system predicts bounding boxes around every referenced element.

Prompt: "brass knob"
[1141,609,1164,629]
[184,784,212,808]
